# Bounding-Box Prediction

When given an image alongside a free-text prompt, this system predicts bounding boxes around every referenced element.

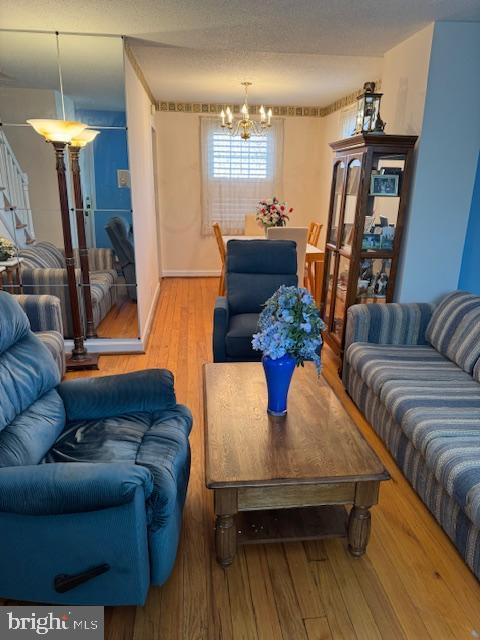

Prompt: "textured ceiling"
[132,44,383,107]
[2,0,480,55]
[1,0,479,107]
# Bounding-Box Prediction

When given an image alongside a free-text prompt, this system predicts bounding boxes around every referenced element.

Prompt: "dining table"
[222,235,324,304]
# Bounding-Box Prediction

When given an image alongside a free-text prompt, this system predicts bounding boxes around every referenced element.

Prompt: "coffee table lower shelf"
[236,505,347,546]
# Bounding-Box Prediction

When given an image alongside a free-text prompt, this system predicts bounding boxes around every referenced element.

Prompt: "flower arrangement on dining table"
[0,237,16,262]
[252,285,326,416]
[256,197,292,229]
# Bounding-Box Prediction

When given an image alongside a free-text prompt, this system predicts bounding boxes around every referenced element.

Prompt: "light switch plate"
[117,169,130,188]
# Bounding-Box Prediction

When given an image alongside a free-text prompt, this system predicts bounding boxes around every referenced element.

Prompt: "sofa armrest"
[15,294,64,334]
[213,296,229,363]
[344,302,436,352]
[0,462,153,516]
[58,369,177,422]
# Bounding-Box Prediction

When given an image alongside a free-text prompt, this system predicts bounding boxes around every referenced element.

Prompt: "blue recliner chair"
[105,216,137,301]
[0,291,191,605]
[213,239,298,362]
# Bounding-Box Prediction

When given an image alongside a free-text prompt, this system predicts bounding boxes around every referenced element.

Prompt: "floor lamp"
[69,129,100,339]
[27,119,99,371]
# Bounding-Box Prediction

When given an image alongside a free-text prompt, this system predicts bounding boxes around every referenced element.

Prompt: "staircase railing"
[0,127,35,246]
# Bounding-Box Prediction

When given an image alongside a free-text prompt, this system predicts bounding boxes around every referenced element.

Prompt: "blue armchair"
[0,291,191,605]
[213,239,298,362]
[105,216,137,301]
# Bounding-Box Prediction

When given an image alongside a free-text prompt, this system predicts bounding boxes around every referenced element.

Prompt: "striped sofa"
[18,241,118,339]
[343,291,480,580]
[14,294,65,378]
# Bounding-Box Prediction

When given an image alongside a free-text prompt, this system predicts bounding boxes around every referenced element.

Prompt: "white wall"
[125,55,160,338]
[381,25,434,136]
[155,111,323,275]
[396,22,480,302]
[317,109,342,245]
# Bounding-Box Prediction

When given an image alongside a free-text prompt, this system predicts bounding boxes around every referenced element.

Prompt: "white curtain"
[201,117,284,235]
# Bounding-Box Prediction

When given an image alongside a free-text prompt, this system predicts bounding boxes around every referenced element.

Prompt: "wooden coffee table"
[204,362,389,567]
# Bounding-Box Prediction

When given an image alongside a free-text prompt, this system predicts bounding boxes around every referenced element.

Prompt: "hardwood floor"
[96,297,139,338]
[68,277,480,640]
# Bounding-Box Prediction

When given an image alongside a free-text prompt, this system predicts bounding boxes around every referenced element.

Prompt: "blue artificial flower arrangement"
[252,286,326,372]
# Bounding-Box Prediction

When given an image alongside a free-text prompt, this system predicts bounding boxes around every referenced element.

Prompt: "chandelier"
[220,82,273,140]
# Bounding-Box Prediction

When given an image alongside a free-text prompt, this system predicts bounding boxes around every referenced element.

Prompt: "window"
[210,132,272,180]
[340,104,357,138]
[201,117,284,235]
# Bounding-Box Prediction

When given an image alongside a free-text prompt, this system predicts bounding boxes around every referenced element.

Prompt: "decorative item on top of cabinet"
[320,133,417,365]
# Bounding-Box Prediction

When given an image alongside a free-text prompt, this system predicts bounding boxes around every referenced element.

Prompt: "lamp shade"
[70,129,100,148]
[26,119,87,143]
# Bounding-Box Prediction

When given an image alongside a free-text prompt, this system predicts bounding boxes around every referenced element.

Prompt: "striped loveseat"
[18,241,118,339]
[343,291,480,580]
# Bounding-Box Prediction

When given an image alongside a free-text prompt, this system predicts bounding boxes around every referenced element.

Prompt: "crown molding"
[155,80,382,119]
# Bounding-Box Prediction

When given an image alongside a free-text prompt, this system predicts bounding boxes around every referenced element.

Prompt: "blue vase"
[262,353,296,416]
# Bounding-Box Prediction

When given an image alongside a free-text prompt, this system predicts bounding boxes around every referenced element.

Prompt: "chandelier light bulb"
[219,83,273,140]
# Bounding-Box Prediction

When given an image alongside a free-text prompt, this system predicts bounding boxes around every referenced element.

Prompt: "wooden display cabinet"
[320,133,418,360]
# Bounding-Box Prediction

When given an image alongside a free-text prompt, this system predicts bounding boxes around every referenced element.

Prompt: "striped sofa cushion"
[380,378,480,426]
[347,367,480,577]
[346,343,468,396]
[351,364,480,529]
[426,291,480,374]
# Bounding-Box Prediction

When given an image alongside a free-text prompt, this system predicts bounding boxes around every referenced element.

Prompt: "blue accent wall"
[459,151,480,294]
[76,109,132,248]
[396,22,480,302]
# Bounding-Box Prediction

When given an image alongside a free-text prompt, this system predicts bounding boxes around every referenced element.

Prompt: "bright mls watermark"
[0,607,104,639]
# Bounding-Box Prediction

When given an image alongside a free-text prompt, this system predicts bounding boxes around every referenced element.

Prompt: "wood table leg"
[348,505,371,556]
[214,489,238,568]
[14,264,22,293]
[347,480,379,557]
[6,268,14,292]
[215,513,236,567]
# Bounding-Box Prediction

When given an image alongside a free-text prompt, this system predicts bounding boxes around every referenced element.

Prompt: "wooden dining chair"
[308,221,323,247]
[213,222,226,295]
[244,213,263,236]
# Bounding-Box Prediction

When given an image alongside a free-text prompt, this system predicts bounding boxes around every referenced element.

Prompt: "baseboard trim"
[162,270,221,277]
[141,280,161,350]
[63,281,161,356]
[64,338,144,355]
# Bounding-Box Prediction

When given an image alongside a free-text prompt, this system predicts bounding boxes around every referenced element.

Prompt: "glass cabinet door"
[362,155,405,253]
[341,158,361,250]
[331,255,350,341]
[357,258,392,303]
[328,160,345,245]
[322,250,336,328]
